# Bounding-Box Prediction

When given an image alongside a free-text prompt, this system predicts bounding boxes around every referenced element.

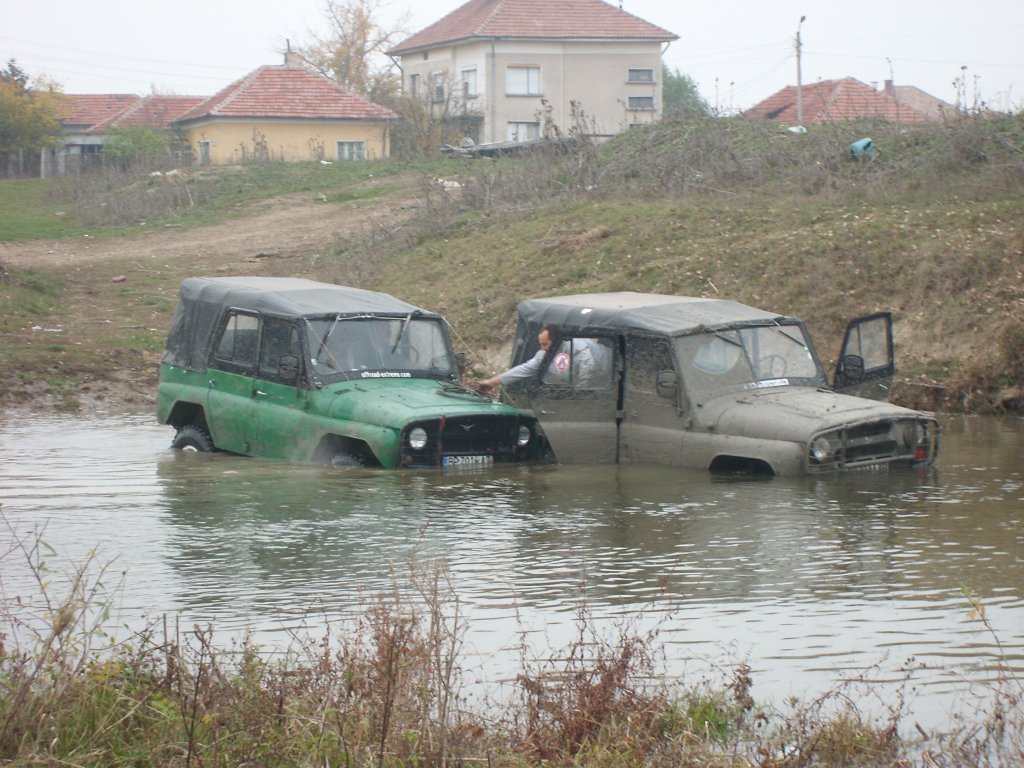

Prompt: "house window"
[628,68,654,83]
[461,68,477,99]
[409,73,420,98]
[507,121,540,142]
[506,66,541,96]
[628,96,655,110]
[198,141,211,165]
[432,71,445,102]
[337,141,366,161]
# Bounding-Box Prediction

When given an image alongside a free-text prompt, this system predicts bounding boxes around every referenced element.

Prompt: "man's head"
[538,323,560,352]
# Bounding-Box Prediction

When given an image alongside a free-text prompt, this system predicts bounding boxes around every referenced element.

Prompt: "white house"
[387,0,677,145]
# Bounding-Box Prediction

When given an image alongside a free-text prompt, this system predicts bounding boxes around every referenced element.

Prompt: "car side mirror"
[656,370,678,399]
[838,354,865,384]
[279,354,300,382]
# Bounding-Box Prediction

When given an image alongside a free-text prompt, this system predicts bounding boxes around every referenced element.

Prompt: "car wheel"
[171,425,216,453]
[330,451,364,468]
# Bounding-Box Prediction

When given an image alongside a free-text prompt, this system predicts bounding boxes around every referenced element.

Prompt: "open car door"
[832,311,894,401]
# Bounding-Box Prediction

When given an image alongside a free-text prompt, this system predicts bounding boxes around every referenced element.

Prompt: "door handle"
[254,389,268,397]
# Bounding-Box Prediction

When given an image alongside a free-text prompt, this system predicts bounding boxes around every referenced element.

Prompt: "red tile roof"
[390,0,677,55]
[743,78,933,124]
[59,94,141,127]
[176,65,397,124]
[87,95,206,133]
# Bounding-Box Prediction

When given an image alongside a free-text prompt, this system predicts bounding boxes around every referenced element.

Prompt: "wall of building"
[180,119,391,164]
[400,39,664,144]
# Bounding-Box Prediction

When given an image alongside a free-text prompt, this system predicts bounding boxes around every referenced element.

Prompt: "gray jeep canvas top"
[162,277,440,371]
[515,292,797,337]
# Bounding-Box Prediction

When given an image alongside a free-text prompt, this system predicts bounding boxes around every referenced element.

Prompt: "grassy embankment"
[1,536,1021,767]
[0,115,1022,411]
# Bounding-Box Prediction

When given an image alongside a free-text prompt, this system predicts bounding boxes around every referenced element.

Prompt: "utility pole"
[795,15,806,128]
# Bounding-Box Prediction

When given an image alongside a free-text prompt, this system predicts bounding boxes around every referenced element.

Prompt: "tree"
[299,0,409,95]
[662,65,710,117]
[102,125,171,167]
[0,58,64,176]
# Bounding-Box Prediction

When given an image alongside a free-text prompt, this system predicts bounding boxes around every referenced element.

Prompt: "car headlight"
[408,427,428,450]
[517,425,532,447]
[810,436,833,462]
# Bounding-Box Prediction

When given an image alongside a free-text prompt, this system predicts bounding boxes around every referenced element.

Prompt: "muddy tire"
[171,425,216,453]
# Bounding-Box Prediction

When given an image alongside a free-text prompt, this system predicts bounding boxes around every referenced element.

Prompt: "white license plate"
[442,455,494,467]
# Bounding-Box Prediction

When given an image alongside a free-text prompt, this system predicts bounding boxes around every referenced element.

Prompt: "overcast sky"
[3,0,1021,112]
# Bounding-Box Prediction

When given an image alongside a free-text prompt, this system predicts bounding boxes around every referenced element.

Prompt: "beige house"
[387,0,677,145]
[175,52,397,165]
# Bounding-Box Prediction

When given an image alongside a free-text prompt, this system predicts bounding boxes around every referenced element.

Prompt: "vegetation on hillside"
[0,114,1021,412]
[331,115,1024,411]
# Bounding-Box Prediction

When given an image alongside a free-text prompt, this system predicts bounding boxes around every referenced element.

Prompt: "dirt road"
[0,192,408,271]
[0,192,416,412]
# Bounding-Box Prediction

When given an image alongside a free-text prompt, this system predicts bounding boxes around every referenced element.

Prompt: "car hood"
[320,378,526,427]
[695,386,923,443]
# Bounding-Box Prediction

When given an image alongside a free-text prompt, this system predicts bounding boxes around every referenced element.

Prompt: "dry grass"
[2,519,1023,767]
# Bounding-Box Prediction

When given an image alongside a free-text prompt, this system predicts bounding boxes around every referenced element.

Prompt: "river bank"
[2,117,1022,414]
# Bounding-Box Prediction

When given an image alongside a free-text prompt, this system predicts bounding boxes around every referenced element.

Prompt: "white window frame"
[506,65,541,96]
[628,68,655,83]
[409,73,420,98]
[198,140,211,165]
[461,67,478,99]
[627,96,655,111]
[507,121,540,142]
[336,141,366,161]
[431,70,445,102]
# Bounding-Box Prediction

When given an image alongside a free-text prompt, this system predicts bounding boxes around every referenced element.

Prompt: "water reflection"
[1,411,1022,725]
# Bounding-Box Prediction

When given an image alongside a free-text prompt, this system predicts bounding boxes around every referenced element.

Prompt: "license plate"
[442,454,494,467]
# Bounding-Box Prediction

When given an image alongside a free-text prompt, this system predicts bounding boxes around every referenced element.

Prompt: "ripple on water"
[1,414,1023,727]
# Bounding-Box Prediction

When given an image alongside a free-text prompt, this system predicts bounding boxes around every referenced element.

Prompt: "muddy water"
[1,411,1022,725]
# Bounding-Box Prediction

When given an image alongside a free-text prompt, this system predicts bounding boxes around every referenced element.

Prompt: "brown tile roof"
[390,0,677,55]
[743,78,933,124]
[87,95,206,133]
[886,83,954,121]
[59,94,141,127]
[176,65,397,124]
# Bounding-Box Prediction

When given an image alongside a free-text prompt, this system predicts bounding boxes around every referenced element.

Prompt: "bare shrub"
[51,163,198,226]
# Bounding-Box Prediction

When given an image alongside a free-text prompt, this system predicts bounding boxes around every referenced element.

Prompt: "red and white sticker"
[552,352,570,372]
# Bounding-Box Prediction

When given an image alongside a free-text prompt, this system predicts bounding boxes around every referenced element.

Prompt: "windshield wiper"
[772,324,809,349]
[391,310,422,354]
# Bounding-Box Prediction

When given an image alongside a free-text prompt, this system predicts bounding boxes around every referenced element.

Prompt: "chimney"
[284,40,302,68]
[883,79,895,96]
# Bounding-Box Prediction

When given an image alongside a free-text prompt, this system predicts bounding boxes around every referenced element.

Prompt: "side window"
[541,337,614,389]
[627,337,675,394]
[211,312,259,372]
[258,318,302,382]
[843,315,892,371]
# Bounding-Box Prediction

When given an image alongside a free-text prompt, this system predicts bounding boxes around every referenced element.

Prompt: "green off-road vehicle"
[498,292,939,475]
[157,277,542,468]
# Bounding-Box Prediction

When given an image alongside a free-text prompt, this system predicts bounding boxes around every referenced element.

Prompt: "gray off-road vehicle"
[497,292,939,475]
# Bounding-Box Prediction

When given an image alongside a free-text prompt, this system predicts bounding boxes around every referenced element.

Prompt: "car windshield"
[305,315,456,382]
[675,323,824,402]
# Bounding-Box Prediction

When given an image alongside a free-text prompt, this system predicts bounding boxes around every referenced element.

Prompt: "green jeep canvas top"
[163,277,442,371]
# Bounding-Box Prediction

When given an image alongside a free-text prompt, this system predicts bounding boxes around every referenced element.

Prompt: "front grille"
[399,415,531,468]
[807,417,939,472]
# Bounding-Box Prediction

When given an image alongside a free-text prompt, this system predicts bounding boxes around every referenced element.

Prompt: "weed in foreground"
[2,517,1023,766]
